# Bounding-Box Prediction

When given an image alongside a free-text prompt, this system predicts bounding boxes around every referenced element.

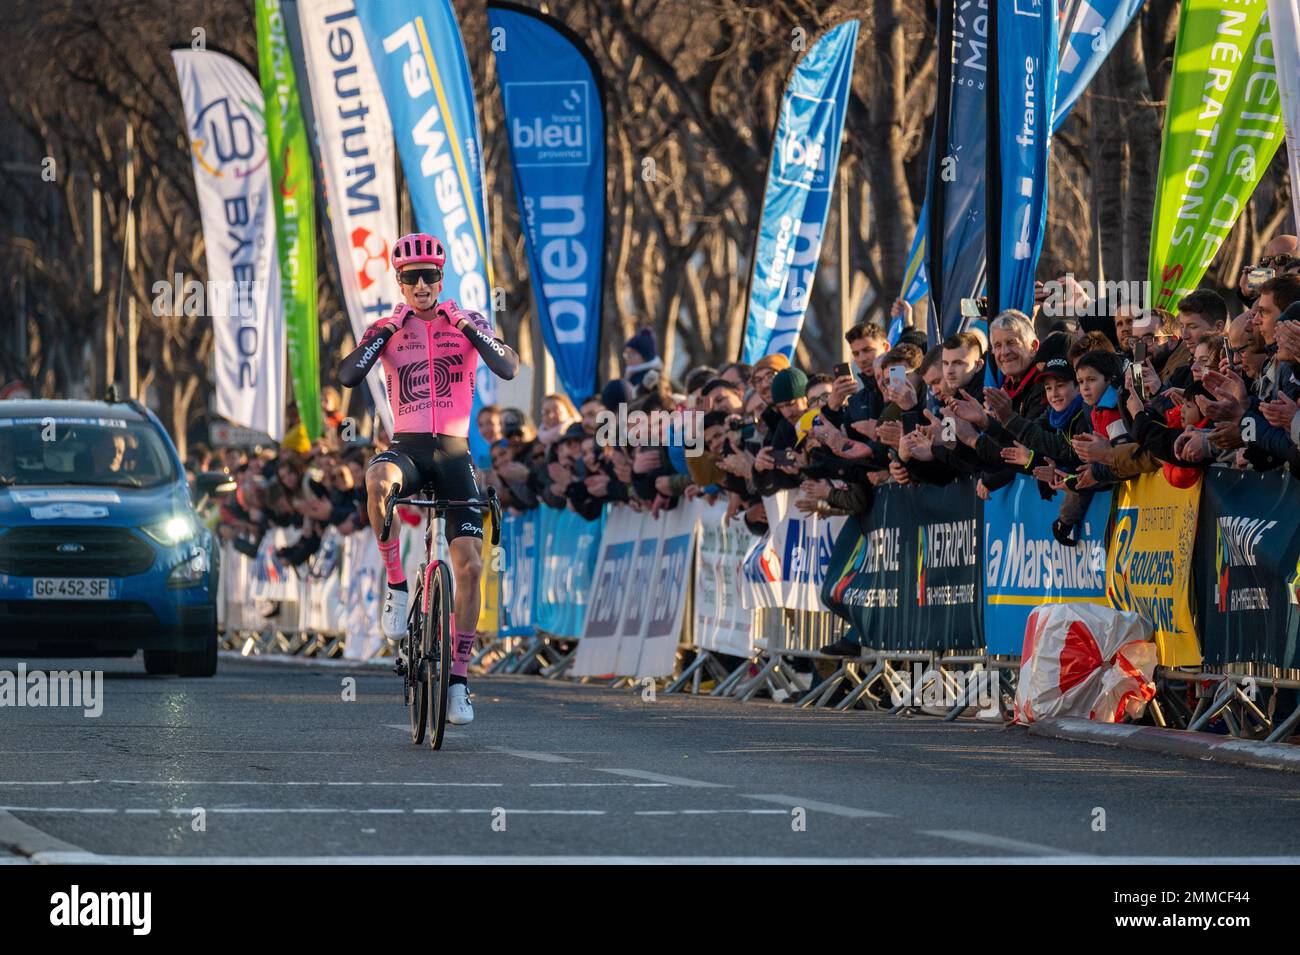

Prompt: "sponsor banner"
[741,20,858,363]
[303,525,345,632]
[1106,471,1201,666]
[1149,0,1284,310]
[256,0,321,440]
[479,512,500,636]
[991,0,1058,317]
[208,421,274,449]
[982,475,1111,655]
[357,0,496,460]
[822,480,982,651]
[488,2,605,403]
[636,505,696,679]
[926,0,989,339]
[343,528,385,660]
[1053,0,1146,130]
[534,504,603,639]
[572,505,643,676]
[172,48,285,440]
[741,490,845,612]
[692,499,756,658]
[249,527,300,601]
[1196,468,1300,669]
[292,0,399,435]
[614,522,667,675]
[900,199,929,306]
[498,508,539,636]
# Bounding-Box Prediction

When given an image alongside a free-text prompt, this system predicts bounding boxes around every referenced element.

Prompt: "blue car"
[0,396,224,676]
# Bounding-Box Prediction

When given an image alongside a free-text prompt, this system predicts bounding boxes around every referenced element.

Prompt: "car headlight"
[168,548,209,587]
[143,514,197,546]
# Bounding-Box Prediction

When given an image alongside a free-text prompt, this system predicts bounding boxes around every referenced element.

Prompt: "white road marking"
[634,810,787,816]
[85,780,503,788]
[919,830,1080,857]
[592,769,727,788]
[27,852,1300,865]
[488,747,575,763]
[529,782,668,788]
[741,794,892,818]
[0,781,100,786]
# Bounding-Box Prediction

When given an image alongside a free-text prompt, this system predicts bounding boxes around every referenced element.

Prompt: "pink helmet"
[391,232,446,270]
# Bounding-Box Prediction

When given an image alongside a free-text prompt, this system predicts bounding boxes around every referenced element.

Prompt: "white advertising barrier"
[248,527,303,602]
[633,504,696,679]
[740,490,845,612]
[691,498,756,658]
[571,506,645,677]
[343,527,386,660]
[302,526,346,633]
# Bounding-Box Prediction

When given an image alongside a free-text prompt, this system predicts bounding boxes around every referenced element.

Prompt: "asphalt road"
[2,654,1299,863]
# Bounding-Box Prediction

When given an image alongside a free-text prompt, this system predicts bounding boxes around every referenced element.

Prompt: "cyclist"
[338,233,519,725]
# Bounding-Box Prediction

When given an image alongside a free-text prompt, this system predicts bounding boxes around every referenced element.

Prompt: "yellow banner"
[478,511,499,634]
[1106,472,1201,666]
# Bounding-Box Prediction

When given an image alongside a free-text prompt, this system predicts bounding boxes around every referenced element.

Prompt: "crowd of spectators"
[195,238,1300,642]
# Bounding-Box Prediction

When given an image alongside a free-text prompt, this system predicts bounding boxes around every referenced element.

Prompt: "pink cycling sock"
[452,630,475,679]
[377,538,405,586]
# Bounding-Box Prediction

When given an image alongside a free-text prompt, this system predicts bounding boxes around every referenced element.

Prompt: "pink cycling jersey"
[372,302,493,439]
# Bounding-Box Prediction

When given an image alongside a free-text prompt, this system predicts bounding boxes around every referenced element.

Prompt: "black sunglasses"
[1260,253,1297,269]
[397,266,443,286]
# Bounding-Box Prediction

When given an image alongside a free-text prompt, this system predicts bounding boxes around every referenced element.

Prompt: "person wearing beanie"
[600,378,635,412]
[753,367,808,496]
[750,352,792,434]
[623,326,665,395]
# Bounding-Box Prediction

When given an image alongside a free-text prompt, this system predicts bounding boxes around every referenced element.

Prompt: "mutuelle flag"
[256,0,321,440]
[926,0,989,339]
[290,0,399,437]
[172,48,285,440]
[990,0,1058,317]
[357,0,496,454]
[1150,0,1285,310]
[488,1,605,403]
[1267,0,1300,238]
[741,20,858,363]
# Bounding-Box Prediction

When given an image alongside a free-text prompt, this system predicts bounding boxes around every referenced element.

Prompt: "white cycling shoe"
[381,586,408,641]
[447,683,474,725]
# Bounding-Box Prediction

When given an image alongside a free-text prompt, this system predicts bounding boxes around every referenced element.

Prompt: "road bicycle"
[380,483,501,749]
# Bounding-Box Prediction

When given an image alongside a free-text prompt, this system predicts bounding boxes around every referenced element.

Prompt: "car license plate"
[32,578,111,599]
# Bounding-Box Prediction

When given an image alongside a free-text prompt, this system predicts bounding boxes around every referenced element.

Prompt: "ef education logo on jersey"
[50,885,151,935]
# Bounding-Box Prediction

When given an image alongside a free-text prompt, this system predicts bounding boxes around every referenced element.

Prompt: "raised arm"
[338,314,401,387]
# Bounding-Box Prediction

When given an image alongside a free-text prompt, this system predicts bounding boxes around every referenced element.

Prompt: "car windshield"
[0,415,177,489]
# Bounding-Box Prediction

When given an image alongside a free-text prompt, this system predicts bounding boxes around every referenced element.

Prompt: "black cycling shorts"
[369,433,484,541]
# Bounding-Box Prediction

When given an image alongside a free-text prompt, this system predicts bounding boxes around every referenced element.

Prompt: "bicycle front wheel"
[426,561,453,750]
[407,576,428,745]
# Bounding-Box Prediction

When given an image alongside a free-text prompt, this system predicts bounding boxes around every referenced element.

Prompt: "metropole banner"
[740,490,845,612]
[741,20,858,363]
[991,0,1058,317]
[982,476,1110,655]
[534,504,603,639]
[357,0,496,457]
[488,2,605,403]
[1196,468,1300,669]
[172,48,285,440]
[1106,471,1201,666]
[1149,0,1284,311]
[692,498,756,658]
[293,0,398,436]
[257,0,321,440]
[1268,0,1300,238]
[822,481,982,651]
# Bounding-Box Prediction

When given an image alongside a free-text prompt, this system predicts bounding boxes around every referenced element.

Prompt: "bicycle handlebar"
[379,484,502,547]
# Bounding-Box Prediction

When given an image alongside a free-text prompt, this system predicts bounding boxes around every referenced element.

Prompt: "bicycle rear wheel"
[407,576,428,745]
[426,561,453,750]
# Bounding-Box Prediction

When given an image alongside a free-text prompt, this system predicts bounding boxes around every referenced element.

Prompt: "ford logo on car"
[56,543,85,554]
